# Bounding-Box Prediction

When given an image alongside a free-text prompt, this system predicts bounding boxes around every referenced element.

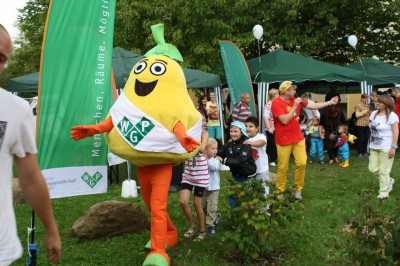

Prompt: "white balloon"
[348,35,358,47]
[253,24,263,40]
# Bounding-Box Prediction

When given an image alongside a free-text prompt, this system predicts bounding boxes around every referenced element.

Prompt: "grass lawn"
[13,149,399,265]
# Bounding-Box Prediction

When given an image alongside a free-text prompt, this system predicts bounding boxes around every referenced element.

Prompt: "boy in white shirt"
[244,116,270,203]
[202,138,222,235]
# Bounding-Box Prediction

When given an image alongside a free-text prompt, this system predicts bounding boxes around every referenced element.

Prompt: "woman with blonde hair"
[263,88,279,166]
[368,95,399,199]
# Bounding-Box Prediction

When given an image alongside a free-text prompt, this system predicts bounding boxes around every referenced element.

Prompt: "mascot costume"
[71,24,202,266]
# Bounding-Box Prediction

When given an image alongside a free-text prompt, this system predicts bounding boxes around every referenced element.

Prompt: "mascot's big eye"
[150,62,166,76]
[134,61,147,74]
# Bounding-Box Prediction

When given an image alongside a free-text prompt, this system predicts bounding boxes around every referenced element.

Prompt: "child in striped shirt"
[180,126,209,241]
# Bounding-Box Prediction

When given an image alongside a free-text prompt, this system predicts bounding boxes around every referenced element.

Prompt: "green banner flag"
[219,40,256,115]
[37,0,116,198]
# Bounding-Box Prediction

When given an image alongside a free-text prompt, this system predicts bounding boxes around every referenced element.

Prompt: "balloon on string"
[348,35,358,48]
[253,24,263,40]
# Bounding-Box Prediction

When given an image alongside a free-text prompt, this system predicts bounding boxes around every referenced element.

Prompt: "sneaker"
[377,193,389,199]
[320,161,325,164]
[294,191,303,200]
[363,153,369,158]
[269,162,276,167]
[387,178,395,193]
[358,153,364,158]
[214,213,221,226]
[206,226,215,235]
[309,160,313,164]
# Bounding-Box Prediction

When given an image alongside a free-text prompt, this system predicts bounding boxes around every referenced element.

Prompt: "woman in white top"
[263,88,279,166]
[368,95,399,199]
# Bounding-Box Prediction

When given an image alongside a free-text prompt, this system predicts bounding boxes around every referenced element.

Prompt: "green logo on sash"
[81,171,103,188]
[117,116,155,147]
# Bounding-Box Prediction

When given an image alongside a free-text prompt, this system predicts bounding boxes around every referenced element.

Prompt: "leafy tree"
[2,0,399,90]
[262,0,400,64]
[114,0,400,70]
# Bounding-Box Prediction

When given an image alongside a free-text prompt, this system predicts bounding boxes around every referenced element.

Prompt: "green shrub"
[385,196,400,263]
[223,178,298,263]
[345,189,400,265]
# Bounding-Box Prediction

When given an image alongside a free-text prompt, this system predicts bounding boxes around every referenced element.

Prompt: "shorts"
[207,126,222,139]
[180,182,205,197]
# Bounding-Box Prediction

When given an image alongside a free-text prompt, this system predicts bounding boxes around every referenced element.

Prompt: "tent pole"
[258,82,268,132]
[257,83,262,128]
[215,86,224,145]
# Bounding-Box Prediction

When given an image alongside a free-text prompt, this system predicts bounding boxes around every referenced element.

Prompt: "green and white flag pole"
[219,40,257,116]
[37,0,116,198]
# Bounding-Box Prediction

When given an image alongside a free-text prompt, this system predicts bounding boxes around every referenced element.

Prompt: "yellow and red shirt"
[271,97,307,145]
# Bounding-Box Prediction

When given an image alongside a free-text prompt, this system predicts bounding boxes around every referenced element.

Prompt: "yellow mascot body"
[105,54,201,166]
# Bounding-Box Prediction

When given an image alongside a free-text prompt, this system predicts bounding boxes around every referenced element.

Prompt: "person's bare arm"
[15,153,62,264]
[263,115,271,130]
[263,103,274,133]
[199,130,209,153]
[306,96,339,110]
[277,97,302,125]
[389,122,399,158]
[244,139,266,147]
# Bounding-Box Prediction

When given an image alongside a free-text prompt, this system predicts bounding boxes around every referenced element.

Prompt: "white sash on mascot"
[110,92,201,154]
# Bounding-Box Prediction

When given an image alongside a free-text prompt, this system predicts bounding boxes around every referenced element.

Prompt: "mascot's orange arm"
[173,121,200,153]
[70,117,114,141]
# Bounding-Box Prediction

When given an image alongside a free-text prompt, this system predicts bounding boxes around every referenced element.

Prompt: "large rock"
[70,200,150,242]
[12,179,27,205]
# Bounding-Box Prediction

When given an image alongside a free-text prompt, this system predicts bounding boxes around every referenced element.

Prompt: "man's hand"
[293,97,303,108]
[46,231,62,263]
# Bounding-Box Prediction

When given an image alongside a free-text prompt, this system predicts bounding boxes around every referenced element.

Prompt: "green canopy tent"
[9,47,221,92]
[246,49,366,130]
[247,49,365,83]
[346,57,400,86]
[9,72,40,93]
[112,47,143,91]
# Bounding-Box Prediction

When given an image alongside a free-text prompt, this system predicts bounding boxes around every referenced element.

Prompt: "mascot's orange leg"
[137,164,178,266]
